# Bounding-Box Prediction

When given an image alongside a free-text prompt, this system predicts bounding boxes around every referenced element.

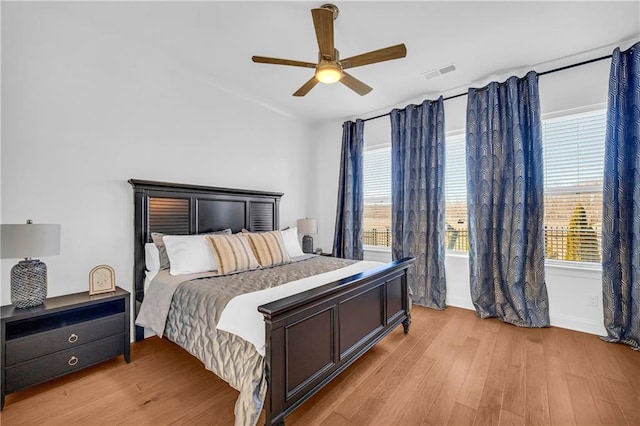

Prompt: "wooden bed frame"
[129,179,413,425]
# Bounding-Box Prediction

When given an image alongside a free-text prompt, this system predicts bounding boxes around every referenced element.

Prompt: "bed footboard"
[258,257,414,425]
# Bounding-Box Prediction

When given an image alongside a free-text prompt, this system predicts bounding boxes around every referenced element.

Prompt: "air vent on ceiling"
[423,64,456,80]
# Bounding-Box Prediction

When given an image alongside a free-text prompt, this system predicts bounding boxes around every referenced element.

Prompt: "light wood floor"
[2,306,639,425]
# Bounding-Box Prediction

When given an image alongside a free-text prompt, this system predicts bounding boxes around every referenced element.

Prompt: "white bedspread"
[217,261,382,356]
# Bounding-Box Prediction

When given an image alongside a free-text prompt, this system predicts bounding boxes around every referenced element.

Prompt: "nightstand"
[1,287,130,410]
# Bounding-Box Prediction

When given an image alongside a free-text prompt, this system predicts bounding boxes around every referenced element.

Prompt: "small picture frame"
[89,265,116,295]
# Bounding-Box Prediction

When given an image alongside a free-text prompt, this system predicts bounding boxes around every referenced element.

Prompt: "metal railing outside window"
[362,225,601,262]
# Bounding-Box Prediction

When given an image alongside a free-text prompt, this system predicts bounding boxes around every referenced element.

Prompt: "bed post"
[132,184,147,341]
[402,312,412,334]
[263,318,286,426]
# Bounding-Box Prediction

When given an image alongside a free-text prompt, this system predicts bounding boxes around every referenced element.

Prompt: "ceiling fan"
[252,3,407,97]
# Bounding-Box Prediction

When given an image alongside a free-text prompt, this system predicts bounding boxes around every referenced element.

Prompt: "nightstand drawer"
[5,333,124,393]
[5,313,124,366]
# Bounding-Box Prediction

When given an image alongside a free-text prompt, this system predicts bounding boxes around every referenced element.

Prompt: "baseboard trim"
[550,313,607,336]
[446,297,474,311]
[445,300,606,336]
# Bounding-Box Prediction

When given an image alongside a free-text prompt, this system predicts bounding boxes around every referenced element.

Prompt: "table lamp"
[297,218,317,254]
[1,220,61,308]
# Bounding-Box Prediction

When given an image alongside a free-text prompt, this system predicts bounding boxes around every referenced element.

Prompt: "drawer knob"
[68,333,79,343]
[68,356,79,366]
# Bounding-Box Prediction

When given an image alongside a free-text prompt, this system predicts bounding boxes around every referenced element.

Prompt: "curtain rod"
[361,53,613,123]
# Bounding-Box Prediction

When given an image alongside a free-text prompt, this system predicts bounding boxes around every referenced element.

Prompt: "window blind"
[363,147,391,203]
[445,134,468,251]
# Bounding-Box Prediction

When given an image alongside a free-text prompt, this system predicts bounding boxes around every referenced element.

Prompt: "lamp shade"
[297,218,317,235]
[1,224,61,259]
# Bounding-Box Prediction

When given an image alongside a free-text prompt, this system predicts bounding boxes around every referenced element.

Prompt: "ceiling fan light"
[315,62,343,84]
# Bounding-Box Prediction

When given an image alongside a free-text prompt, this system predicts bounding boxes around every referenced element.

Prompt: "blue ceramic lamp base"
[11,259,48,308]
[302,235,314,254]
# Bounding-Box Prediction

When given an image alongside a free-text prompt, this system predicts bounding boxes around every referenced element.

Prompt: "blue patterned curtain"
[466,71,550,327]
[390,98,446,309]
[602,42,640,350]
[332,119,364,260]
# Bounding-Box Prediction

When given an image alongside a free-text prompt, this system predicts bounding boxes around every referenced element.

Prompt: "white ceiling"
[42,1,640,123]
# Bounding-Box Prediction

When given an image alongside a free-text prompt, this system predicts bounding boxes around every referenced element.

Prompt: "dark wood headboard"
[129,179,283,341]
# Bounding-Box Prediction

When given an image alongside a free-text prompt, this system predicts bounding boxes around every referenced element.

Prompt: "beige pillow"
[244,230,290,267]
[206,234,260,275]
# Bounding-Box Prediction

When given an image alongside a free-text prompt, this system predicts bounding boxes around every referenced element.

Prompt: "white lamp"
[297,218,318,254]
[1,220,61,308]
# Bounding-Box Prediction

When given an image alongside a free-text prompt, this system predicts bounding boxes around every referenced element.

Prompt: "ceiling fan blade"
[341,72,373,96]
[293,77,319,97]
[252,56,316,68]
[311,8,335,60]
[340,44,407,69]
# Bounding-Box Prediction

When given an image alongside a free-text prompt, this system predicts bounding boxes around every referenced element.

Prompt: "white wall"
[309,121,342,254]
[1,5,315,306]
[311,54,613,336]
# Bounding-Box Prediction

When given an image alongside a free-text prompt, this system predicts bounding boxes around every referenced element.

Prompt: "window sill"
[363,246,391,253]
[444,251,602,271]
[446,250,469,259]
[545,259,602,273]
[367,248,602,273]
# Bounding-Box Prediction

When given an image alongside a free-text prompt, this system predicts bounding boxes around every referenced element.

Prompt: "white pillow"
[281,227,304,257]
[145,243,160,273]
[164,234,218,275]
[144,243,161,290]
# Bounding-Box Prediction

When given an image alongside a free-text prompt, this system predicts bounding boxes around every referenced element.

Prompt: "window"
[362,132,471,250]
[362,119,392,248]
[444,133,468,251]
[443,109,606,265]
[363,146,392,247]
[542,109,605,263]
[361,108,606,264]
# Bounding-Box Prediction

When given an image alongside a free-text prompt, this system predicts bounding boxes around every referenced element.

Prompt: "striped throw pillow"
[206,234,260,275]
[244,230,291,267]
